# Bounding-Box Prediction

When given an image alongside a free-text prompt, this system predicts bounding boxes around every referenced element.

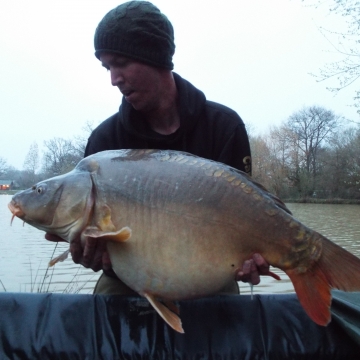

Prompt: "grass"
[1,243,96,294]
[0,279,6,292]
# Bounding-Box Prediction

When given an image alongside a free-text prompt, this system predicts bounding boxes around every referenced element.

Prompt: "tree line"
[0,122,92,190]
[250,106,360,200]
[0,106,359,200]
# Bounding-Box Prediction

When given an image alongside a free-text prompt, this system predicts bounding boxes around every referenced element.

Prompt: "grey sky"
[0,0,358,170]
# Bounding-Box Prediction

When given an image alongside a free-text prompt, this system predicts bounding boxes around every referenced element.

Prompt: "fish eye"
[32,184,45,194]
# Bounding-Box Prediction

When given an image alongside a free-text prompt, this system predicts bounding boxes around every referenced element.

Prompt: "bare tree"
[318,126,360,198]
[22,142,40,186]
[0,157,8,177]
[250,135,270,183]
[251,132,283,195]
[302,0,360,113]
[268,125,302,197]
[281,106,342,196]
[72,120,95,158]
[42,138,82,176]
[23,142,39,172]
[288,106,340,168]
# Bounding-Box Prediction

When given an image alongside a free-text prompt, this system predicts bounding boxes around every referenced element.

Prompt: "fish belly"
[106,207,248,300]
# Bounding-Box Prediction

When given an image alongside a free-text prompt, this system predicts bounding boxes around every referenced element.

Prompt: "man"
[49,0,272,294]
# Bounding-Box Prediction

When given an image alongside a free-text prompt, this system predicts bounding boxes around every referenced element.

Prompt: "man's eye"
[115,60,130,67]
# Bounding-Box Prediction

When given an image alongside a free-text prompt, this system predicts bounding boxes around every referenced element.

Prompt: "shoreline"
[2,191,360,205]
[284,198,360,205]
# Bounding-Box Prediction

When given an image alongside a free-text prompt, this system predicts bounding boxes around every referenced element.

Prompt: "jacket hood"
[119,72,206,145]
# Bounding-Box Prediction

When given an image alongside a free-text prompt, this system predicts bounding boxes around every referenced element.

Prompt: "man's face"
[99,53,165,112]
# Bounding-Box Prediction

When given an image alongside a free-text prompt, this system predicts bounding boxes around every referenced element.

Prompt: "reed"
[1,243,96,294]
[0,279,6,292]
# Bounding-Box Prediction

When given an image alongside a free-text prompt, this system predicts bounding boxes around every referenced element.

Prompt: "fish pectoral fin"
[48,249,70,267]
[95,204,116,231]
[104,226,132,242]
[83,226,132,242]
[144,293,184,333]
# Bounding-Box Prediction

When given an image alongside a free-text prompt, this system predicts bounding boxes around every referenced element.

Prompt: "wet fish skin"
[8,149,360,333]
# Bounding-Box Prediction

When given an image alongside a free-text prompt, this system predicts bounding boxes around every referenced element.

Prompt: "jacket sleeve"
[217,123,252,175]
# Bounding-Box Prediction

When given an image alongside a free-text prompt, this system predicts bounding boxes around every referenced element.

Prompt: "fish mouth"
[8,201,25,224]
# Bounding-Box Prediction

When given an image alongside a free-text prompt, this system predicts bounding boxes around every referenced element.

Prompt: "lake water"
[1,194,100,293]
[1,194,360,295]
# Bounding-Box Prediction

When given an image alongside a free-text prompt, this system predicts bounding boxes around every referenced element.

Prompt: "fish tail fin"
[286,237,360,326]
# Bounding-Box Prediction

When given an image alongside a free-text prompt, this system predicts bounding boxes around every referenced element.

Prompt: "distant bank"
[285,198,360,205]
[2,190,360,205]
[0,190,18,195]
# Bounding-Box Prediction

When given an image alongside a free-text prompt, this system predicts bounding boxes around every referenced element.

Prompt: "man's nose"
[110,69,124,86]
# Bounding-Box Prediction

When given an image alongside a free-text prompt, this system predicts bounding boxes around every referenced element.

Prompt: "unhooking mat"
[0,291,359,359]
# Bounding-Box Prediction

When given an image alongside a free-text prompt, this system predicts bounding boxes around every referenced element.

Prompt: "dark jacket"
[85,72,251,174]
[86,72,251,289]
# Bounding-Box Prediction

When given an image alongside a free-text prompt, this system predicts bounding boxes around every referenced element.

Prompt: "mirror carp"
[8,149,360,333]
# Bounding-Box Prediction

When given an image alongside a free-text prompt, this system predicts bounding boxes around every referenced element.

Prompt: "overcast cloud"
[0,0,358,169]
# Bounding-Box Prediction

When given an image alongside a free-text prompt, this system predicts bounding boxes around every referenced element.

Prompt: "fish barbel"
[8,149,360,333]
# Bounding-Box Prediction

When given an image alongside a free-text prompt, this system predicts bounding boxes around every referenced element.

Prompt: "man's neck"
[144,73,180,135]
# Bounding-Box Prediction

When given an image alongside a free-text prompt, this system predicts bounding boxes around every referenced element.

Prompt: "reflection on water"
[1,195,360,294]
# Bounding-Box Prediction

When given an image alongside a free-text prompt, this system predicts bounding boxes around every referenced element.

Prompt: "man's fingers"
[239,259,252,282]
[252,253,270,274]
[45,233,67,242]
[102,251,112,271]
[68,236,110,272]
[268,271,281,280]
[236,259,255,283]
[70,239,84,264]
[252,254,281,280]
[90,241,107,272]
[249,260,261,285]
[82,237,98,268]
[235,254,280,284]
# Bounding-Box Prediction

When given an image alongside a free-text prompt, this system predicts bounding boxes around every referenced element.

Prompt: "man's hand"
[45,234,112,272]
[236,253,281,285]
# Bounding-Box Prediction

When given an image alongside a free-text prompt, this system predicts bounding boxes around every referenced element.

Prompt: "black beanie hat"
[94,1,175,70]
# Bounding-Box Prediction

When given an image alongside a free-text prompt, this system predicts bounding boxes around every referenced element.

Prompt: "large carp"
[8,149,360,333]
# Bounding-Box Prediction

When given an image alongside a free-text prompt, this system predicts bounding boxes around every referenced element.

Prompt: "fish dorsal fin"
[144,293,184,333]
[48,249,70,267]
[83,226,132,242]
